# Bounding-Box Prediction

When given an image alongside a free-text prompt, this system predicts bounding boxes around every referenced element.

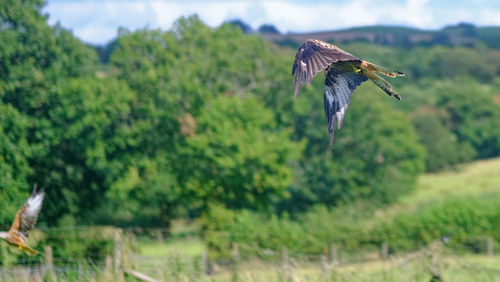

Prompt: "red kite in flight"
[0,185,45,255]
[292,39,405,144]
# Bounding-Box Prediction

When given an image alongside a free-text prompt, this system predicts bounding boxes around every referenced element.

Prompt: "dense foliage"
[203,193,500,259]
[0,1,499,259]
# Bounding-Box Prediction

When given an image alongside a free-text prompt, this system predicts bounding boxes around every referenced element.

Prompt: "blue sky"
[44,0,500,45]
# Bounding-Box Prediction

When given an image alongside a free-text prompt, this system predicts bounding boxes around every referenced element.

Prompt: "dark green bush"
[40,227,117,261]
[374,193,500,252]
[281,92,426,213]
[411,113,475,171]
[199,204,236,260]
[0,227,119,266]
[204,194,500,259]
[435,79,500,159]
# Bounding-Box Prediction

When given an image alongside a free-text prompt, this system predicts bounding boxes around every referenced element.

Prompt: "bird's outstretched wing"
[292,39,361,97]
[9,185,45,240]
[324,68,368,145]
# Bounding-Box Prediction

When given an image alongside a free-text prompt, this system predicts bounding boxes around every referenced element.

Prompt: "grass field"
[131,250,500,282]
[1,159,498,281]
[133,158,500,281]
[138,237,204,257]
[374,157,500,221]
[403,157,500,204]
[204,255,500,282]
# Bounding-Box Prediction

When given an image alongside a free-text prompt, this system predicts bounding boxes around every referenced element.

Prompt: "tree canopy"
[1,0,498,229]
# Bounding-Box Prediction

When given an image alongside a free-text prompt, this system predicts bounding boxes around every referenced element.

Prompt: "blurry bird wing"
[8,212,24,240]
[324,68,368,145]
[292,39,361,97]
[9,189,45,239]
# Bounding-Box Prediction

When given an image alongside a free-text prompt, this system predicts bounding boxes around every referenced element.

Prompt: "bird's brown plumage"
[292,39,361,97]
[292,39,405,145]
[1,185,45,255]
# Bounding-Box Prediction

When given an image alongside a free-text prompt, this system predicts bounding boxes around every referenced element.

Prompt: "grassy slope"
[342,25,428,35]
[379,157,500,220]
[138,157,500,255]
[407,157,500,202]
[134,158,500,280]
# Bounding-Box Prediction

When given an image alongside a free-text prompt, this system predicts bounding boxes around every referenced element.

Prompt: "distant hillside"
[262,23,500,48]
[93,22,500,62]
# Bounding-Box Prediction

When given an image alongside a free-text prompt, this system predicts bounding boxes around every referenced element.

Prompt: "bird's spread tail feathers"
[20,245,39,256]
[370,74,402,100]
[360,61,403,100]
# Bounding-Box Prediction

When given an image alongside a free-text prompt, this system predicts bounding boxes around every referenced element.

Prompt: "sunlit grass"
[132,158,500,281]
[407,157,500,204]
[199,254,500,282]
[138,237,204,257]
[136,219,205,257]
[374,157,500,219]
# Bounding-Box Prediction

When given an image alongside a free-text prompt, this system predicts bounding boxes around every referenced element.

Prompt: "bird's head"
[0,232,7,240]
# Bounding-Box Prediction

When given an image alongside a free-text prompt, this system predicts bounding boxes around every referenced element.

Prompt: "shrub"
[204,194,500,259]
[0,227,120,266]
[373,193,500,252]
[411,113,475,171]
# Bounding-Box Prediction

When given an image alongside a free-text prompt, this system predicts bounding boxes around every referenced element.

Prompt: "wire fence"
[0,226,498,281]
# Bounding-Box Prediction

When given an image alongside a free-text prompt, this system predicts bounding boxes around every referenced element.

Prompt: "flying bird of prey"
[0,185,45,255]
[292,39,405,145]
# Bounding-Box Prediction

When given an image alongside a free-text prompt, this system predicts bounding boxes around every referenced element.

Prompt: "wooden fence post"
[232,243,239,263]
[330,244,338,265]
[201,251,208,275]
[123,235,131,270]
[44,245,56,281]
[113,229,124,281]
[155,229,164,243]
[104,255,113,281]
[281,247,291,281]
[231,243,239,281]
[381,242,389,259]
[320,254,328,272]
[282,247,289,265]
[487,237,494,256]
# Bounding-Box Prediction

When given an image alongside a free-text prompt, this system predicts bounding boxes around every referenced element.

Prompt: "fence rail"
[0,226,498,281]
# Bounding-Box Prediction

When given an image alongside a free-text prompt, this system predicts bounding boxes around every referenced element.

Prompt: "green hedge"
[203,194,500,259]
[374,193,500,252]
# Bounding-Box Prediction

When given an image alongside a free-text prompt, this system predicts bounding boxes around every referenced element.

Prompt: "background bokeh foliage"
[1,0,500,260]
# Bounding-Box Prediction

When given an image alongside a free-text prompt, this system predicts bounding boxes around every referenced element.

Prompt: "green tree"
[412,113,474,171]
[0,0,96,111]
[436,79,500,159]
[109,16,300,217]
[0,103,31,226]
[1,0,98,225]
[35,77,137,224]
[176,96,304,211]
[92,158,182,227]
[281,87,426,211]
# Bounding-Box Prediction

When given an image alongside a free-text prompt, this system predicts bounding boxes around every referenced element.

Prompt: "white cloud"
[391,0,433,28]
[478,9,500,26]
[256,0,382,32]
[74,25,118,44]
[44,0,500,45]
